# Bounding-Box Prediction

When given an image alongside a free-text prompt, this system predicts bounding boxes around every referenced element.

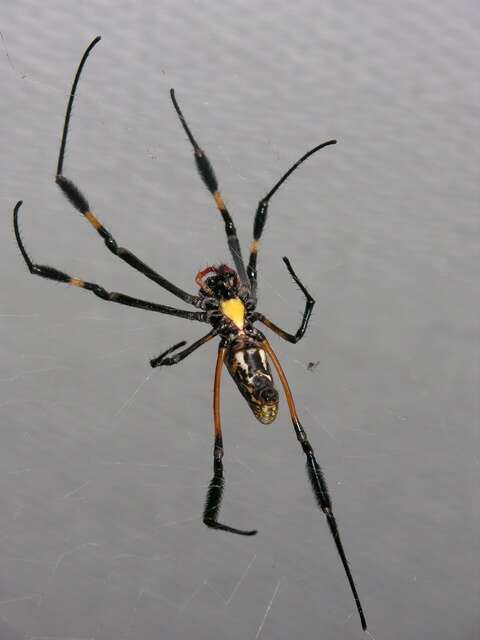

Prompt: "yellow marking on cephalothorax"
[220,298,245,329]
[85,211,101,230]
[249,240,259,254]
[70,278,85,288]
[213,191,226,211]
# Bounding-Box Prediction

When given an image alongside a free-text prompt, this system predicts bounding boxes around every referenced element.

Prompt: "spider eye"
[206,276,217,289]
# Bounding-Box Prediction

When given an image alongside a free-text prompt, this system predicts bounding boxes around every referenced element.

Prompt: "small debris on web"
[306,360,320,372]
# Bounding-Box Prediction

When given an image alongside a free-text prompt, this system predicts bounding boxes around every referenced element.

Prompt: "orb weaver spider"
[13,37,367,630]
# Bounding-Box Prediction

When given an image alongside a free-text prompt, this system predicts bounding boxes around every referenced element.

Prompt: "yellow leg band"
[213,191,226,212]
[85,211,101,230]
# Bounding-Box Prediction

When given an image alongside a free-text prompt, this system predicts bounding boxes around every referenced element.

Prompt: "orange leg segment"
[203,344,257,536]
[213,346,227,458]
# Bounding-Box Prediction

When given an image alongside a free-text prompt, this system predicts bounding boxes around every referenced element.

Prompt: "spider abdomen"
[225,339,279,424]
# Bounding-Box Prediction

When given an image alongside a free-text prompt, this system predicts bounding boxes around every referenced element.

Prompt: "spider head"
[196,264,240,300]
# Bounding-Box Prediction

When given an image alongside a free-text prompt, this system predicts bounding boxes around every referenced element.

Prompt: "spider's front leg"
[170,89,250,290]
[203,344,257,536]
[52,36,202,308]
[13,202,208,321]
[247,139,337,297]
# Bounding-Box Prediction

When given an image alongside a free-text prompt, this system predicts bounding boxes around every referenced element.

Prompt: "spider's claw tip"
[13,201,23,218]
[232,527,258,537]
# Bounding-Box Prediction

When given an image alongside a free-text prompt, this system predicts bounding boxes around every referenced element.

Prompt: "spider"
[13,37,367,630]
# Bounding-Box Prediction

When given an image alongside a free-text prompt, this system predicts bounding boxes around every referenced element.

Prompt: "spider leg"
[55,176,202,306]
[261,338,367,631]
[170,89,250,291]
[247,140,336,297]
[13,202,206,321]
[203,345,257,536]
[150,329,218,367]
[54,37,202,308]
[255,257,315,343]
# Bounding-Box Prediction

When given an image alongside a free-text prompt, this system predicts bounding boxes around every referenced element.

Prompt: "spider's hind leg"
[261,338,367,631]
[202,345,257,536]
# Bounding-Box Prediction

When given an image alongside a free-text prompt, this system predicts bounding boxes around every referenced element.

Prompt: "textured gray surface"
[1,1,479,638]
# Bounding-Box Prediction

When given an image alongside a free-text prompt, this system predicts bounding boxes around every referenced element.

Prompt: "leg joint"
[104,236,118,253]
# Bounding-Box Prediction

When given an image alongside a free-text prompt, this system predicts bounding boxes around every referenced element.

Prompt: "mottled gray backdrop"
[1,1,478,638]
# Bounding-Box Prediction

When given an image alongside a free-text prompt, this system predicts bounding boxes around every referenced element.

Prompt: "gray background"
[1,1,478,638]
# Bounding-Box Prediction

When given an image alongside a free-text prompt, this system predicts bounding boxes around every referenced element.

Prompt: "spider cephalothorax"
[196,264,240,300]
[12,37,367,631]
